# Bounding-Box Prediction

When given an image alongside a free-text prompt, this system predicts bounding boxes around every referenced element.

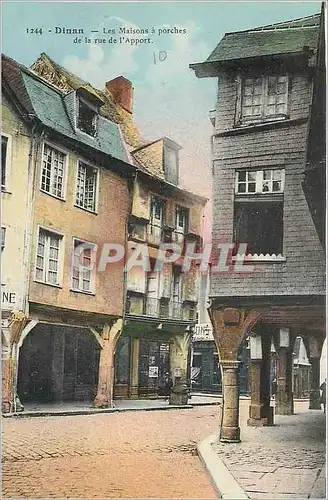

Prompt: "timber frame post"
[93,318,123,408]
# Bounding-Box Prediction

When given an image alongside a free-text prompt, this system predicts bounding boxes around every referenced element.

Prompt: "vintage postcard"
[1,1,326,498]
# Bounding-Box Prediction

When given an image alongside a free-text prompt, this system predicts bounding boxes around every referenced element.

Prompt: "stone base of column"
[169,383,188,405]
[129,385,139,399]
[309,389,321,410]
[248,404,274,426]
[93,395,113,408]
[275,395,294,415]
[220,425,241,443]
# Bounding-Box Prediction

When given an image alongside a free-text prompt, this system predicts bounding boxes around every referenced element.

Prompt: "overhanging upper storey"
[190,13,320,78]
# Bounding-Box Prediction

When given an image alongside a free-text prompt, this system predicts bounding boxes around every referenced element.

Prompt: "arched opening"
[17,324,100,404]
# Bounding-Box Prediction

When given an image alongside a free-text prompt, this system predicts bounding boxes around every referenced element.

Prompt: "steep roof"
[190,13,320,76]
[2,54,35,116]
[31,53,143,149]
[2,53,132,166]
[28,53,207,202]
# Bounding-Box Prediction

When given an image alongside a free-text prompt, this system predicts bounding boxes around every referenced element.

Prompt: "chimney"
[106,76,133,113]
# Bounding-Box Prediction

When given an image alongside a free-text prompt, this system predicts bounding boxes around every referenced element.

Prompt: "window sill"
[237,115,288,128]
[34,279,62,288]
[40,189,66,202]
[233,254,286,263]
[215,117,308,138]
[70,288,95,296]
[74,204,98,215]
[1,188,12,194]
[76,128,97,139]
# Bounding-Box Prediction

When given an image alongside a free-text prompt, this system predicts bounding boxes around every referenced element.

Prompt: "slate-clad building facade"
[191,11,326,441]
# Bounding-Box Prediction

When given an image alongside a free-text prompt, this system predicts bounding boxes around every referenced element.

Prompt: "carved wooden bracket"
[209,307,263,361]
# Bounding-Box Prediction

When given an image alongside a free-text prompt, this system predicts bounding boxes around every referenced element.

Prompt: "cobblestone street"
[213,401,326,499]
[2,406,219,498]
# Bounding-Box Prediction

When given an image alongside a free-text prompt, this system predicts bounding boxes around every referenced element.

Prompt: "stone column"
[210,307,262,442]
[93,319,122,408]
[309,357,321,409]
[221,360,241,442]
[169,331,190,405]
[129,338,139,399]
[248,360,262,424]
[247,333,274,426]
[275,347,294,415]
[303,335,324,410]
[261,333,274,423]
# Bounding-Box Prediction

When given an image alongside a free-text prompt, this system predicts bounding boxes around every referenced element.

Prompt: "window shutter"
[183,262,198,302]
[127,267,146,294]
[235,75,242,124]
[160,263,172,298]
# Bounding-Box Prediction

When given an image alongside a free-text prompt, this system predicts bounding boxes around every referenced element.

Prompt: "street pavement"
[2,399,325,499]
[2,405,219,498]
[212,400,326,500]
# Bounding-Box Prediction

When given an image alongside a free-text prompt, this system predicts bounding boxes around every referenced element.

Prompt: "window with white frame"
[234,168,285,256]
[77,97,97,137]
[41,144,66,198]
[239,75,289,124]
[76,161,98,212]
[1,135,9,190]
[175,205,189,243]
[71,239,96,293]
[235,169,285,194]
[35,229,62,285]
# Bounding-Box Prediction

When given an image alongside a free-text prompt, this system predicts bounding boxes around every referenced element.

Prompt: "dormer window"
[163,139,181,185]
[77,97,97,137]
[237,75,289,125]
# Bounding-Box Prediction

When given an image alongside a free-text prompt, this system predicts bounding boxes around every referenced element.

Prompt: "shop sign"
[1,287,18,311]
[148,366,159,378]
[193,323,214,341]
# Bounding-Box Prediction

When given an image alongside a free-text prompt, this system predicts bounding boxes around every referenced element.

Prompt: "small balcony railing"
[126,296,196,321]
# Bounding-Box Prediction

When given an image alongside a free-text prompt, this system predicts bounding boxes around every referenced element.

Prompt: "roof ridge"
[226,12,320,35]
[2,53,65,96]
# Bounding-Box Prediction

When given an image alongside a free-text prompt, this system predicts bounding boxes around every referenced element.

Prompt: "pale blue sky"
[2,1,321,199]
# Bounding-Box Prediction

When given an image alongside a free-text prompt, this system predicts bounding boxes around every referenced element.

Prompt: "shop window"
[115,337,130,385]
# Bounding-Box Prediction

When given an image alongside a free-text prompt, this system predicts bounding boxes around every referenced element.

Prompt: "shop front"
[17,324,100,403]
[114,318,191,400]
